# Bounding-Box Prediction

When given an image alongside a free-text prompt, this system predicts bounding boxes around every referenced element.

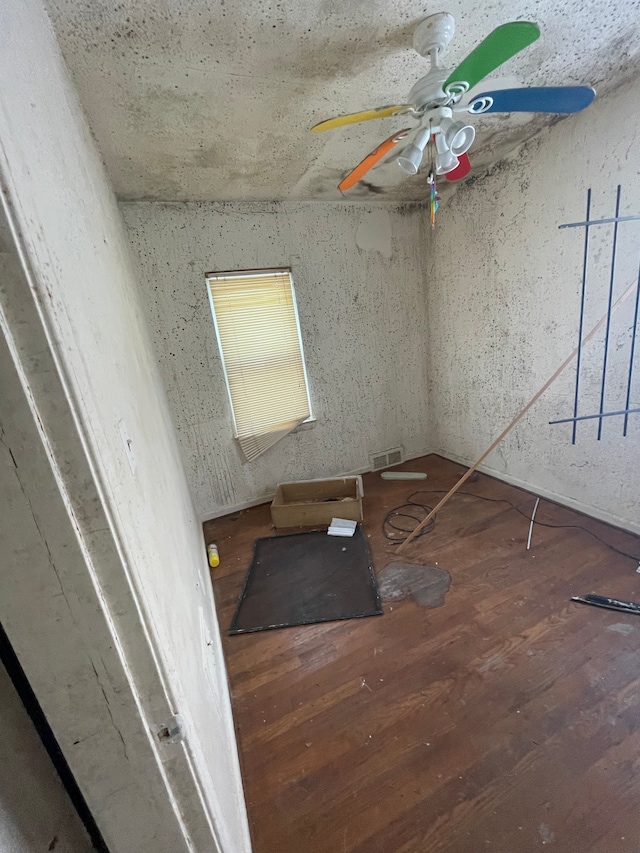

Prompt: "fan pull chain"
[427,126,439,229]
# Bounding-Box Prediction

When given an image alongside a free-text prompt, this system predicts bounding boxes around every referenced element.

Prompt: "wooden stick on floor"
[397,279,639,554]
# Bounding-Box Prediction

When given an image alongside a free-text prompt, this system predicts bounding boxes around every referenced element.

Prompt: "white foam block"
[380,471,427,480]
[328,518,357,536]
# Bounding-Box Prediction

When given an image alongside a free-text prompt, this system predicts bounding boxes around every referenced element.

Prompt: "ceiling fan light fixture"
[397,144,424,175]
[434,131,459,175]
[397,127,430,175]
[435,150,459,175]
[446,121,476,156]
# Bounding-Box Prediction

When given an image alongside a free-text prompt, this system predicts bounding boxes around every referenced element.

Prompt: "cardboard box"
[270,477,363,528]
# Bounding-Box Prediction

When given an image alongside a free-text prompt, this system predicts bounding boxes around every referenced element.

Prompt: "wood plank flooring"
[204,455,640,853]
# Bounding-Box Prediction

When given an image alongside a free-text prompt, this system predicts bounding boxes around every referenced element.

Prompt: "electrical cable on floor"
[382,487,640,563]
[383,500,436,543]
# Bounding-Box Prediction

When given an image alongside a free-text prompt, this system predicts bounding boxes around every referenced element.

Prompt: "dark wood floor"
[204,455,640,853]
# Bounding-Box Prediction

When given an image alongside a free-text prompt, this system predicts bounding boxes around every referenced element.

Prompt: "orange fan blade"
[338,129,411,192]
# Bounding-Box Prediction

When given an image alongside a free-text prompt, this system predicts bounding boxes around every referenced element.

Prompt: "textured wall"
[428,75,640,534]
[0,1,249,850]
[0,661,92,853]
[122,202,431,519]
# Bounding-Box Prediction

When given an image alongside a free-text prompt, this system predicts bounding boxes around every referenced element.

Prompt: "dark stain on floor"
[377,561,451,608]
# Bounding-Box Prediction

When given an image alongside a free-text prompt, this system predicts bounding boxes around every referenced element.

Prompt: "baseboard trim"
[199,447,434,523]
[435,449,640,538]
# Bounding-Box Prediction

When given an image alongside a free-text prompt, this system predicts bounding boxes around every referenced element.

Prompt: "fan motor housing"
[413,13,455,58]
[408,68,450,112]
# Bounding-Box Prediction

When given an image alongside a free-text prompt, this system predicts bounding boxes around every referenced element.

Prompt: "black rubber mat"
[229,527,382,634]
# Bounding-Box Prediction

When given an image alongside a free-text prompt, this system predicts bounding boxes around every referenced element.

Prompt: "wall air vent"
[369,447,403,471]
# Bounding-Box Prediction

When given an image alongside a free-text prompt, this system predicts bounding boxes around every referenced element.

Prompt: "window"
[206,269,312,461]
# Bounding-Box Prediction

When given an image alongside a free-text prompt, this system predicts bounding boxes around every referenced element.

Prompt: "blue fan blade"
[468,86,595,115]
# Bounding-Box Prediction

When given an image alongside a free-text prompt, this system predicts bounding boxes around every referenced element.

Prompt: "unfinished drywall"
[428,74,640,534]
[122,201,430,518]
[0,660,92,853]
[0,1,249,851]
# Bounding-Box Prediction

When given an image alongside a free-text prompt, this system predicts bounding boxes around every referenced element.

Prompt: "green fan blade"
[444,22,540,95]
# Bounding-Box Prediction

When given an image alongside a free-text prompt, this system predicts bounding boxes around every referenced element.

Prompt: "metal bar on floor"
[597,185,622,440]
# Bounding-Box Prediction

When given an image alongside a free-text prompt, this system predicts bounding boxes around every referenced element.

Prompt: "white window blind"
[207,269,312,461]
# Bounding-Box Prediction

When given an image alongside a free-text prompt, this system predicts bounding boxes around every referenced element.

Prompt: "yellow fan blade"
[311,105,414,133]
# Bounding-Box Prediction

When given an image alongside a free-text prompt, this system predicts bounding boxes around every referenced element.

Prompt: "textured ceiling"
[45,0,640,202]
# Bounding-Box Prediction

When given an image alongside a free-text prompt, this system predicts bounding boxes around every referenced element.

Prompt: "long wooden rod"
[397,279,638,554]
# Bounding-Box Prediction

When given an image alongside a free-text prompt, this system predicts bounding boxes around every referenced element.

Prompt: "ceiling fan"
[311,13,595,192]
